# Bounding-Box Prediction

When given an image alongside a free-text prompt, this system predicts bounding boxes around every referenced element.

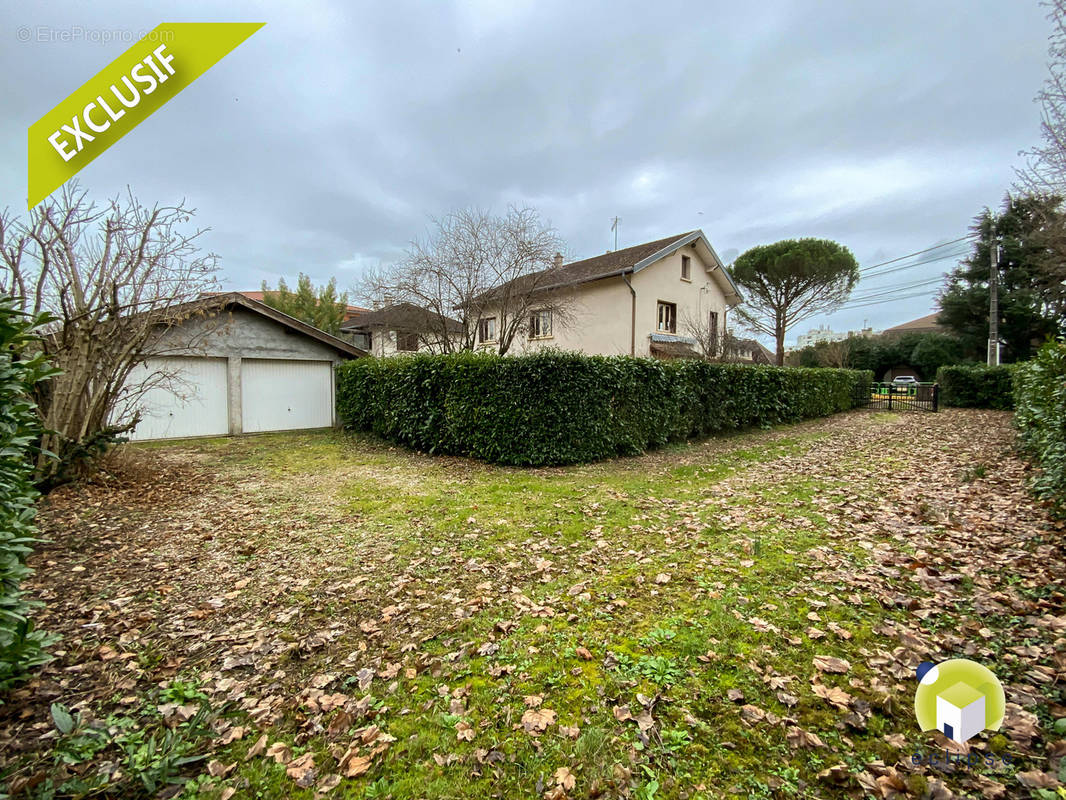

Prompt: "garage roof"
[179,292,367,358]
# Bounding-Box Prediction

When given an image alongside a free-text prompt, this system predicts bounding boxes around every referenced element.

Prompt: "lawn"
[2,409,1064,799]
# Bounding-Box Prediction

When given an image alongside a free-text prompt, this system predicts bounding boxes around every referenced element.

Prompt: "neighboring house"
[882,312,946,336]
[119,292,364,441]
[733,338,774,364]
[473,230,742,359]
[340,302,462,356]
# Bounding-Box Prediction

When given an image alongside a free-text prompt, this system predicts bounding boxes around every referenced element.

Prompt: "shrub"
[935,364,1016,410]
[336,352,870,466]
[1014,340,1066,515]
[0,296,59,691]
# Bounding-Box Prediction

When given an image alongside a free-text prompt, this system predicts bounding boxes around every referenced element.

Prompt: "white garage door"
[126,357,229,441]
[241,359,333,433]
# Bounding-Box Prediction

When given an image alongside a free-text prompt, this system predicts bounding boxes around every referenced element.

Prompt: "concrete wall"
[482,244,730,357]
[152,307,349,364]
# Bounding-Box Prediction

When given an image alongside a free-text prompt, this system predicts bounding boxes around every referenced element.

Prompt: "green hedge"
[935,365,1016,410]
[0,297,58,691]
[1014,341,1066,515]
[336,352,872,466]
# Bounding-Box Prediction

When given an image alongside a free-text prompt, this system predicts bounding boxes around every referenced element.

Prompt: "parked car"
[891,375,919,395]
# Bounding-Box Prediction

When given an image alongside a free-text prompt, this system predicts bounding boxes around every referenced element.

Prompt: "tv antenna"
[610,216,620,251]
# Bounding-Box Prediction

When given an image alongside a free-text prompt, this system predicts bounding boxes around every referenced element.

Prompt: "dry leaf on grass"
[554,766,576,790]
[813,655,850,674]
[520,707,557,735]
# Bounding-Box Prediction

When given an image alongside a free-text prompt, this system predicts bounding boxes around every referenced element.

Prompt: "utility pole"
[987,242,1000,366]
[610,216,620,251]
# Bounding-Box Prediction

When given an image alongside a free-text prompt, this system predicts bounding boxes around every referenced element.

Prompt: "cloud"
[0,0,1050,340]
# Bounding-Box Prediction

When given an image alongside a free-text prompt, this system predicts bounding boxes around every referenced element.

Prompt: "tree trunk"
[775,327,786,366]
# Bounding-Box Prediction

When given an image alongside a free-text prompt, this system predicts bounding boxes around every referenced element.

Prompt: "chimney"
[383,293,395,307]
[553,252,563,269]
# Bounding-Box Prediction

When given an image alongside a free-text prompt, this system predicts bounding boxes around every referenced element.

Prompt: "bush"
[1014,340,1066,515]
[935,364,1016,410]
[336,352,871,466]
[0,296,59,691]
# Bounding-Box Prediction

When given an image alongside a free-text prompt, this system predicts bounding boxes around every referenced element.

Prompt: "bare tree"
[359,207,572,355]
[1018,0,1066,195]
[0,184,219,482]
[681,311,751,362]
[817,338,851,368]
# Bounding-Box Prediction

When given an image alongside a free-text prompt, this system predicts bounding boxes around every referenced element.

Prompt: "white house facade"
[473,230,743,359]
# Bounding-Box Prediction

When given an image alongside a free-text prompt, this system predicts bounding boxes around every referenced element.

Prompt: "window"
[708,310,719,354]
[656,301,676,333]
[396,331,419,352]
[529,309,552,339]
[681,255,691,280]
[478,317,497,343]
[352,331,371,351]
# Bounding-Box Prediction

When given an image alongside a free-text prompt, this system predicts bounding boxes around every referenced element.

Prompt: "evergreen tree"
[260,274,348,335]
[938,195,1065,362]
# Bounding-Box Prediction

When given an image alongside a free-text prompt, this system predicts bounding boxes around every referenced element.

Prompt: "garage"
[241,359,334,433]
[126,357,230,441]
[122,293,363,441]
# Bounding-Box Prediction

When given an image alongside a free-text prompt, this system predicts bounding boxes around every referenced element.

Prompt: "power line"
[861,246,972,280]
[837,288,942,311]
[846,275,945,303]
[859,234,977,274]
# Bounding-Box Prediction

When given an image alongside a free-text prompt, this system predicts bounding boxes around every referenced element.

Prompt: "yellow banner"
[27,22,263,208]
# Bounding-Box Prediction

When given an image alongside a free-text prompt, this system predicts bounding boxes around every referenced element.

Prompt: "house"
[935,682,986,744]
[340,302,461,356]
[473,230,742,358]
[883,312,946,336]
[119,292,364,441]
[732,337,774,364]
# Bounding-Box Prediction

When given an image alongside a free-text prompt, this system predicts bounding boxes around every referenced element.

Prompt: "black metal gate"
[856,382,939,412]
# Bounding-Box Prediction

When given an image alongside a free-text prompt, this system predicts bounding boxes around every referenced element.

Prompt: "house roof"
[340,302,462,335]
[736,338,774,363]
[478,230,743,306]
[883,312,945,335]
[211,291,370,322]
[177,292,366,357]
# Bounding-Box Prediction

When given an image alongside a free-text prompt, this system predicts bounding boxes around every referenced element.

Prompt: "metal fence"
[857,382,939,412]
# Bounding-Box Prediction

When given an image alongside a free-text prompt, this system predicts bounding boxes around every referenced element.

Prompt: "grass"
[8,409,1061,800]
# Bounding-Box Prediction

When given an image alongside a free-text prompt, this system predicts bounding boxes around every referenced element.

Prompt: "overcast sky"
[1,1,1052,344]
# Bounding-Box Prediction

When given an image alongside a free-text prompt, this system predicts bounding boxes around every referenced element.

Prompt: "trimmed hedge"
[0,297,58,691]
[336,352,872,466]
[935,365,1016,410]
[1014,340,1066,515]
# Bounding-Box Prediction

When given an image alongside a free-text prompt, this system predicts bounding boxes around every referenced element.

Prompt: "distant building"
[882,312,946,336]
[795,324,879,349]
